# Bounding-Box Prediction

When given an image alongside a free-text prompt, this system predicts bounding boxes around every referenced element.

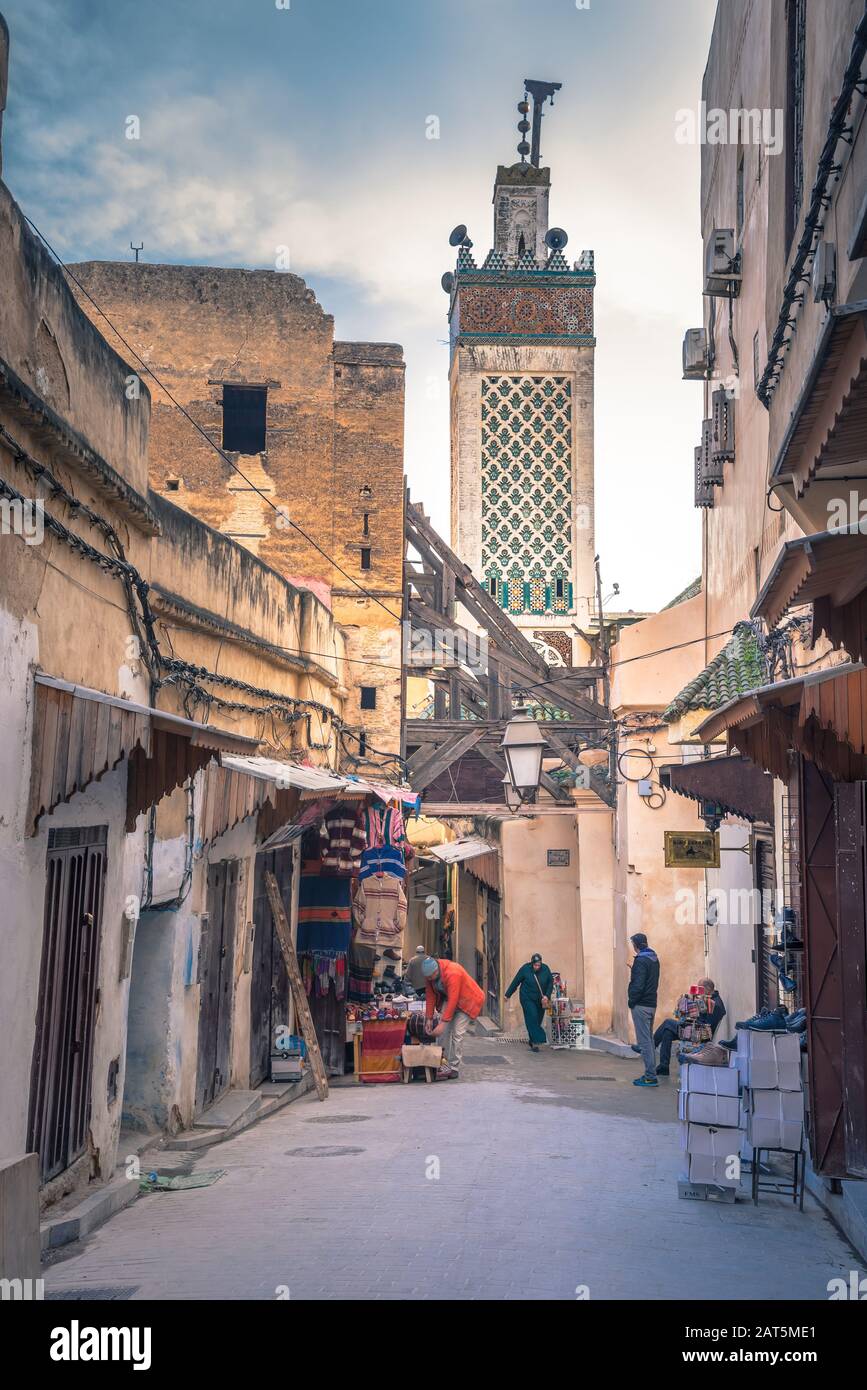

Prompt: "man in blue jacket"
[628,933,660,1087]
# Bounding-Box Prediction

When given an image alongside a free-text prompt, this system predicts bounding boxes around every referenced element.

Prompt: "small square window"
[360,687,377,710]
[360,547,372,571]
[222,386,267,455]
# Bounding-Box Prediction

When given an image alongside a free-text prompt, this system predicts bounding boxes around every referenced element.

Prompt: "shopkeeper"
[505,953,554,1051]
[421,956,484,1078]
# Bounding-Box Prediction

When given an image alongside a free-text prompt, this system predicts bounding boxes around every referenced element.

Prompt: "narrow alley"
[44,1039,857,1303]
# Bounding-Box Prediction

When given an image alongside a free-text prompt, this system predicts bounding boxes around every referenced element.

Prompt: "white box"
[679,1060,739,1097]
[736,1030,802,1090]
[745,1088,804,1151]
[678,1090,741,1127]
[684,1124,741,1186]
[687,1153,739,1187]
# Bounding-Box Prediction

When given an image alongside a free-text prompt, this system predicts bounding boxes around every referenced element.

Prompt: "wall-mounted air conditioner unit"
[682,328,709,381]
[704,228,741,297]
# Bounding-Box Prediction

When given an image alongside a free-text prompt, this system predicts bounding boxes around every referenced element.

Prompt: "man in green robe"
[505,953,554,1050]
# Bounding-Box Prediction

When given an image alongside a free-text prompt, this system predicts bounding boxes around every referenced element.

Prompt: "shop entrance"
[195,858,240,1114]
[250,848,293,1088]
[28,825,107,1183]
[483,889,502,1028]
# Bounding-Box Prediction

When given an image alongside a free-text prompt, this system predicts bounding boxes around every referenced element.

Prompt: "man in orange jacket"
[422,956,485,1078]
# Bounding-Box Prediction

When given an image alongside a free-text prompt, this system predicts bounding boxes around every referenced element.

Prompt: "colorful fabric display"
[359,1017,407,1083]
[348,941,376,1004]
[319,808,366,873]
[358,806,413,881]
[353,872,407,948]
[297,872,352,954]
[300,952,346,999]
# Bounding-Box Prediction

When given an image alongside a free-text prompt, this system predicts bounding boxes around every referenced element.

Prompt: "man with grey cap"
[422,956,485,1077]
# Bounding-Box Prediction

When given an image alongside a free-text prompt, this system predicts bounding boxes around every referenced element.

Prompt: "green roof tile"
[663,622,766,723]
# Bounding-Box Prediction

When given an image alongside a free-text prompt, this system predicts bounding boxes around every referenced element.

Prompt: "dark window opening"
[555,577,565,599]
[736,150,745,237]
[784,0,806,252]
[358,732,367,756]
[362,513,370,537]
[165,476,180,492]
[489,577,498,598]
[222,386,267,455]
[360,547,371,571]
[360,687,377,710]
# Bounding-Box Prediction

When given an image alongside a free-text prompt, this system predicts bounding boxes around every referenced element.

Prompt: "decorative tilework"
[481,374,574,615]
[458,285,593,337]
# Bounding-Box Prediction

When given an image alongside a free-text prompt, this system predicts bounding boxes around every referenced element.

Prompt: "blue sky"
[1,0,718,611]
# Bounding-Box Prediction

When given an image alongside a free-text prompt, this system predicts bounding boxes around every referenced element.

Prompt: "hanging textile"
[359,1017,407,1083]
[348,941,376,1004]
[358,806,414,881]
[319,807,366,873]
[353,872,407,949]
[297,870,352,954]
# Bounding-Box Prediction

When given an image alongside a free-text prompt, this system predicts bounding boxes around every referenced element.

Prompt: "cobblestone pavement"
[44,1038,862,1301]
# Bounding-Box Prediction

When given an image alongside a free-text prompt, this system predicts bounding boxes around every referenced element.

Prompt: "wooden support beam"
[407,726,487,790]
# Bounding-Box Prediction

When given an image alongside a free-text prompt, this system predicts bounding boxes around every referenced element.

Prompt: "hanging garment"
[348,941,376,1004]
[297,872,352,954]
[358,806,414,881]
[319,807,366,873]
[353,872,407,949]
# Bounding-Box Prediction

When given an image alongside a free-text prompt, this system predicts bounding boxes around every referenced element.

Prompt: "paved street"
[45,1038,861,1301]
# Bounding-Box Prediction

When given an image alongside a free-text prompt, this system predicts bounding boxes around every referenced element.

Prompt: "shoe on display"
[736,1005,787,1030]
[681,1042,729,1067]
[786,1011,807,1033]
[719,1037,738,1050]
[632,1075,659,1087]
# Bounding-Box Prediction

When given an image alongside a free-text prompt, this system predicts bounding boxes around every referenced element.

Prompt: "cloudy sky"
[2,0,717,612]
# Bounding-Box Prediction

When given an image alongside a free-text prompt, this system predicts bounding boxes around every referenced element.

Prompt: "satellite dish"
[545,227,569,251]
[441,271,455,294]
[448,224,468,247]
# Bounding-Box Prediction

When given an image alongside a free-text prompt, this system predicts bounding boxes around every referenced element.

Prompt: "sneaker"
[719,1037,738,1050]
[786,1011,807,1034]
[656,1065,670,1076]
[633,1075,659,1087]
[736,1006,788,1031]
[630,1044,642,1054]
[437,1065,458,1080]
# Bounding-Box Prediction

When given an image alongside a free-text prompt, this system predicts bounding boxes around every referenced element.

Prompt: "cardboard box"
[682,1123,741,1186]
[678,1090,741,1127]
[679,1060,739,1097]
[745,1087,804,1151]
[401,1044,443,1068]
[736,1030,802,1090]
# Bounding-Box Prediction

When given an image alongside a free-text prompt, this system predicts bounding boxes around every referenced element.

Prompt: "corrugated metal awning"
[428,837,497,865]
[28,673,258,836]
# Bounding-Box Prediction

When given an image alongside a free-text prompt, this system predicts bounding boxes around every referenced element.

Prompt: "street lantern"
[501,775,522,813]
[500,711,546,800]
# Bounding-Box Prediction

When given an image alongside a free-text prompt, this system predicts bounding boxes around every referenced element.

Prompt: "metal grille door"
[28,827,107,1183]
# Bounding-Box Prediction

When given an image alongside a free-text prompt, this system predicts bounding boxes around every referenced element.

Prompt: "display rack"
[548,973,587,1050]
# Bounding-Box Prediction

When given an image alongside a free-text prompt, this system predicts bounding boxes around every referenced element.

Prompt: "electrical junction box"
[637,778,653,798]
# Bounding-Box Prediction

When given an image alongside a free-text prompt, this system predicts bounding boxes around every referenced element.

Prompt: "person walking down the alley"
[505,953,554,1052]
[422,956,484,1079]
[628,933,660,1087]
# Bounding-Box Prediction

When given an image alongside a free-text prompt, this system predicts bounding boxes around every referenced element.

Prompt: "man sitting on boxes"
[637,978,726,1078]
[421,956,485,1079]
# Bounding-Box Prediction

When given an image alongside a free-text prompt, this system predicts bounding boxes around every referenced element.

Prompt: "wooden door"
[28,827,107,1183]
[483,890,502,1028]
[196,860,239,1114]
[799,758,847,1177]
[836,781,867,1177]
[250,849,293,1087]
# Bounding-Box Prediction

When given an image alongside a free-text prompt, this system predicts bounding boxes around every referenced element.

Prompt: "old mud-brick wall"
[68,262,405,767]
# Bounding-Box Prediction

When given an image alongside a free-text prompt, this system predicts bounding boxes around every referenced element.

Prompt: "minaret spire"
[519,79,562,168]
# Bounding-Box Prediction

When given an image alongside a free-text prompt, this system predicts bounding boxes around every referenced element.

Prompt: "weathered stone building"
[67,262,406,774]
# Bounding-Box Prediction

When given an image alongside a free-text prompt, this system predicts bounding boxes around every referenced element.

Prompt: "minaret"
[446,81,596,668]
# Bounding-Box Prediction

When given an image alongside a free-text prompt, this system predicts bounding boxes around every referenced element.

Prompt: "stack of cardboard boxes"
[736,1031,804,1156]
[678,1060,742,1192]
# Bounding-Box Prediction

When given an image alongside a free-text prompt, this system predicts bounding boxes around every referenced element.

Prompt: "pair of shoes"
[436,1065,458,1080]
[656,1065,670,1076]
[786,1009,807,1034]
[630,1044,641,1054]
[633,1075,659,1087]
[735,1005,788,1031]
[769,954,799,993]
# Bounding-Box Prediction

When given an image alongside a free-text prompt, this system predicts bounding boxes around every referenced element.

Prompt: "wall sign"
[664,831,720,869]
[547,849,570,867]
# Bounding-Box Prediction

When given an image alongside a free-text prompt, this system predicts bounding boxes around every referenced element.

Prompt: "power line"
[24,216,403,625]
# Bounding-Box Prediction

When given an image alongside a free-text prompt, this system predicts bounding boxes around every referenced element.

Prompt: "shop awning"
[752,527,867,638]
[29,673,258,835]
[221,756,420,811]
[428,837,497,865]
[770,303,867,499]
[694,662,867,782]
[660,754,774,823]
